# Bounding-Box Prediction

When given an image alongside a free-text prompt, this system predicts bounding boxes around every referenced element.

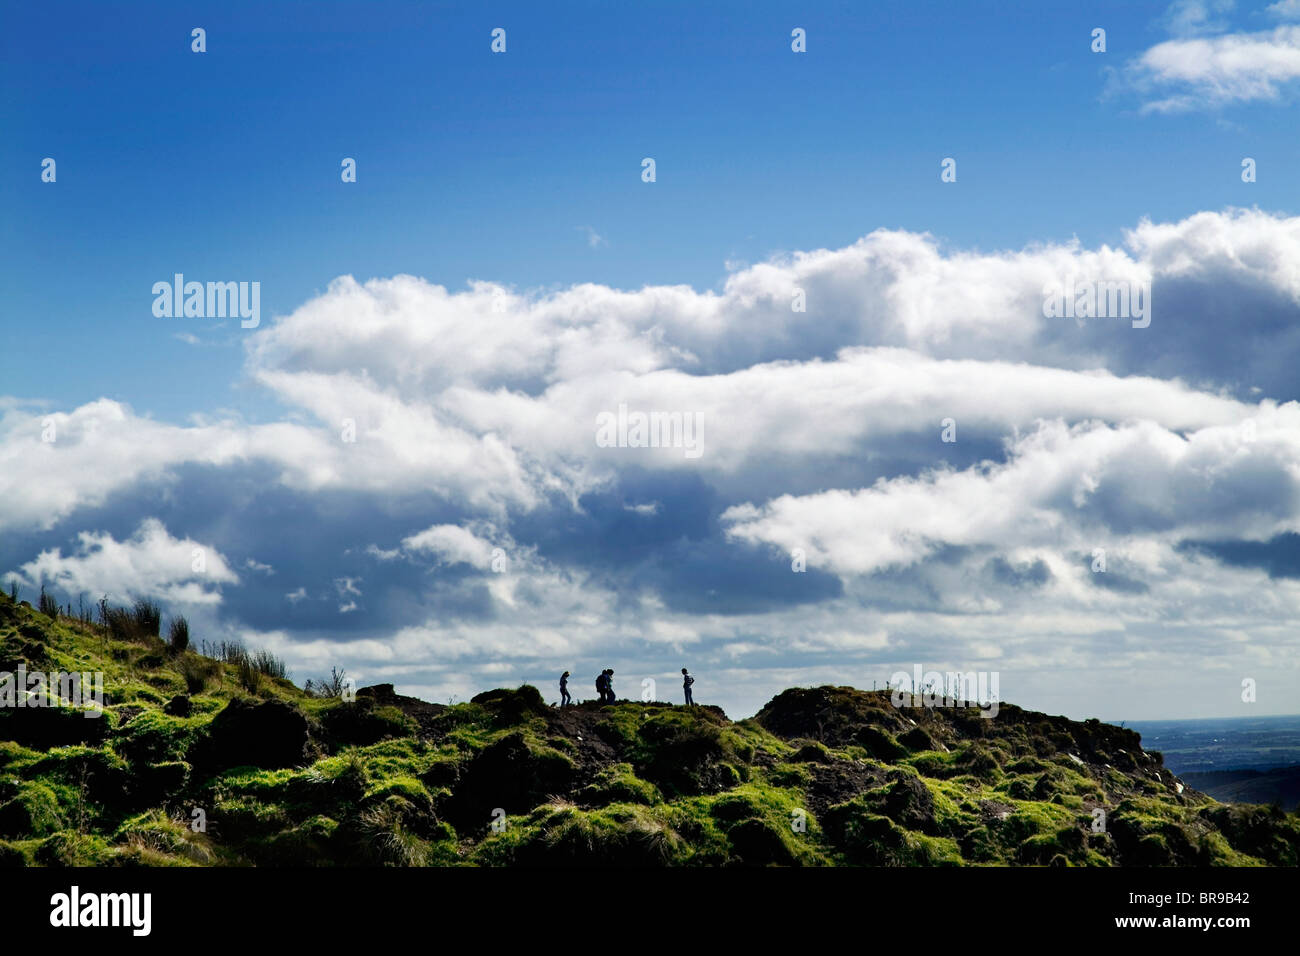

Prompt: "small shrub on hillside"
[168,617,190,654]
[307,667,349,699]
[38,587,59,621]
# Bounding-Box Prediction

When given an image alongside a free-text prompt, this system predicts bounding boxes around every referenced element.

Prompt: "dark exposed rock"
[194,697,309,771]
[357,683,396,703]
[0,704,108,749]
[130,760,191,805]
[471,685,548,724]
[880,773,938,834]
[802,761,889,817]
[755,686,908,746]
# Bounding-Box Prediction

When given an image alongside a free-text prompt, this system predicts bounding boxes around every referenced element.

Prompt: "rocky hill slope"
[2,591,1297,866]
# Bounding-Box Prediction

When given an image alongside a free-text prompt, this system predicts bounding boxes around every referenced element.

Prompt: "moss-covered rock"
[319,699,418,749]
[443,731,575,829]
[487,803,687,867]
[0,781,65,838]
[629,709,742,797]
[580,763,662,807]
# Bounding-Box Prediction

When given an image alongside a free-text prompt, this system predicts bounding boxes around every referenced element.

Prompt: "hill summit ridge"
[1,591,1297,866]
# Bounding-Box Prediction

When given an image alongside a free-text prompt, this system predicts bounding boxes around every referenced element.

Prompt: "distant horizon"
[1121,713,1300,725]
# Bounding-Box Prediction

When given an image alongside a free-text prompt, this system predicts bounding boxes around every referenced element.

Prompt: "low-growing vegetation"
[1,589,1297,866]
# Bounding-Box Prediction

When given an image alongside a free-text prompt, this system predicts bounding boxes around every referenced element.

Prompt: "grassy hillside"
[2,589,1298,866]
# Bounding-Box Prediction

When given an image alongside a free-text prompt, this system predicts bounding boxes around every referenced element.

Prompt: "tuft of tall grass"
[131,599,161,638]
[177,656,221,694]
[251,648,286,680]
[167,616,190,655]
[237,655,262,694]
[187,638,286,694]
[98,598,162,643]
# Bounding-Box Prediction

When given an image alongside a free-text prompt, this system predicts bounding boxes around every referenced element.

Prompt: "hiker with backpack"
[682,668,695,706]
[604,668,615,703]
[560,671,571,708]
[595,669,608,704]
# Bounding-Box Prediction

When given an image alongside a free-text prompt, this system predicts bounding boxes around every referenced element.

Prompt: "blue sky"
[5,0,1294,413]
[3,0,1300,721]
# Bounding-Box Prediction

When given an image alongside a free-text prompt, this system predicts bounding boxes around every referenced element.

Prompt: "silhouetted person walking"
[560,671,571,708]
[595,669,608,704]
[682,668,695,706]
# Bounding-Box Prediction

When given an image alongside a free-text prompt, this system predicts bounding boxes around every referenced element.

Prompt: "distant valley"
[1126,716,1300,811]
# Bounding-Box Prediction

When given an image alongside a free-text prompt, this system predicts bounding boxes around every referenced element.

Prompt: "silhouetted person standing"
[560,671,571,708]
[605,668,615,703]
[595,669,608,704]
[682,668,695,706]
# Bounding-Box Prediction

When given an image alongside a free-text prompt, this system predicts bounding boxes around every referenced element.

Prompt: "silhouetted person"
[560,671,571,708]
[605,668,616,703]
[682,668,695,706]
[595,669,608,704]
